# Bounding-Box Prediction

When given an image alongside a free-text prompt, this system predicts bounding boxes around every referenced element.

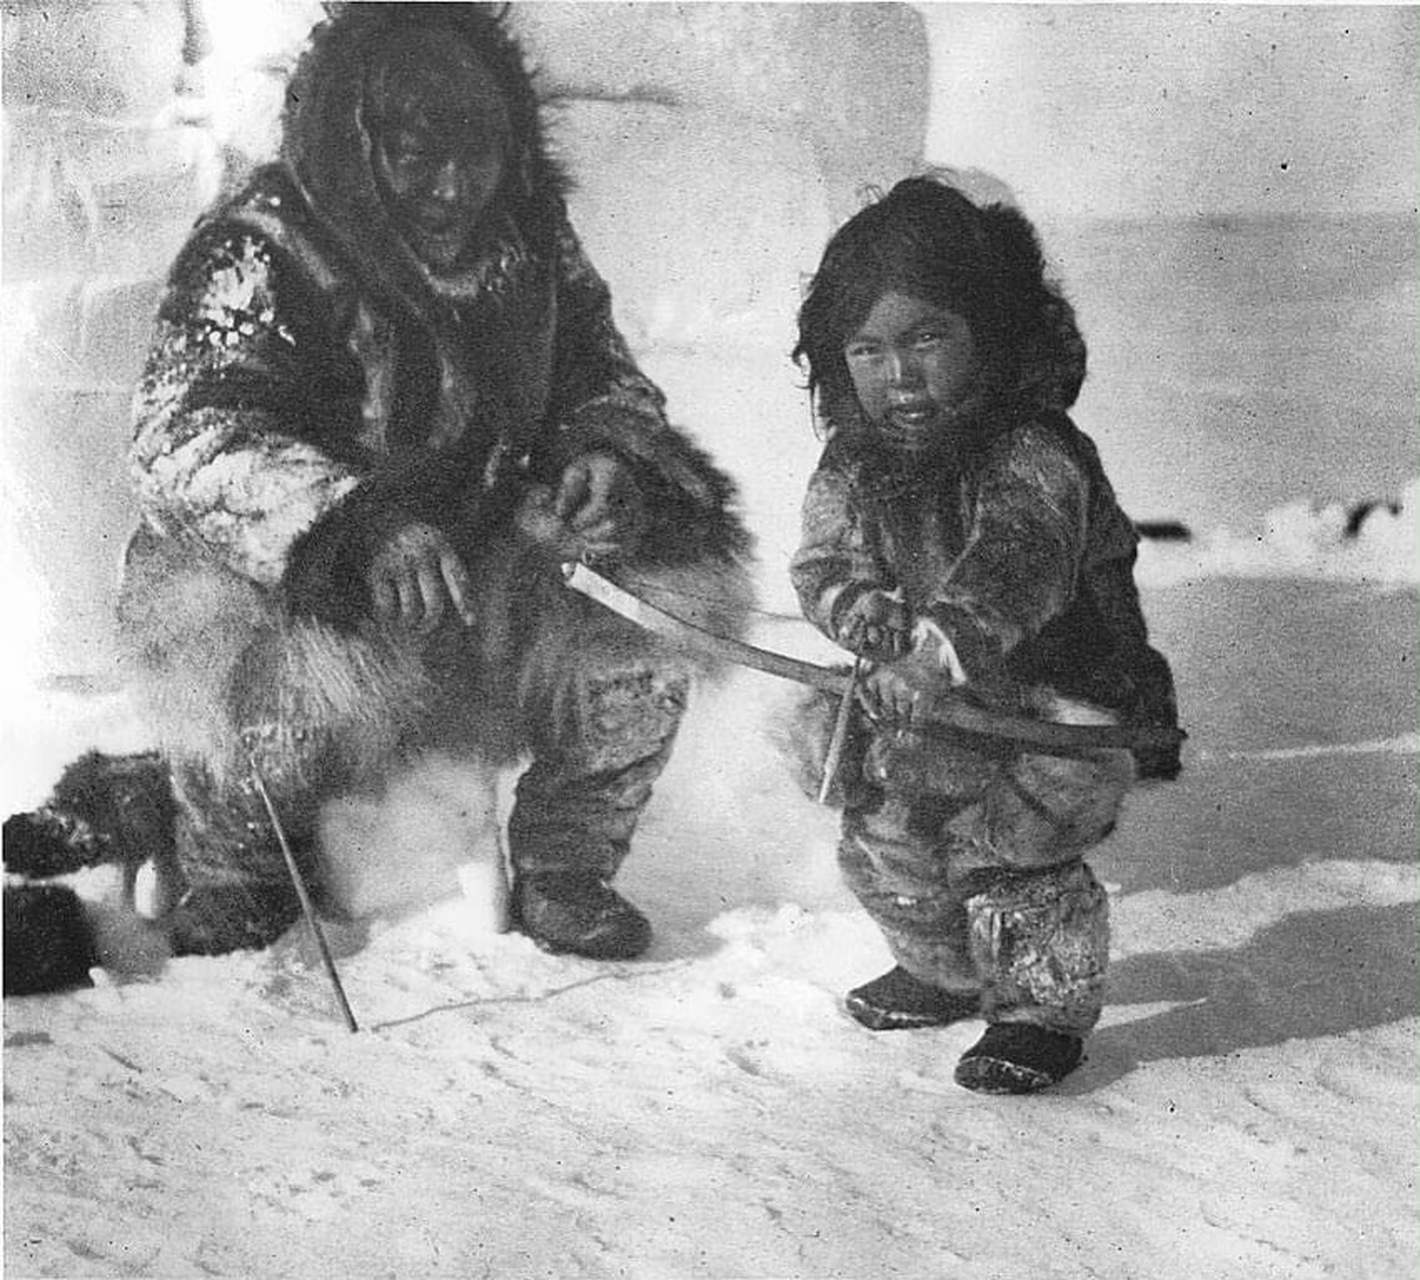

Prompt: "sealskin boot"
[514,874,652,960]
[845,966,981,1031]
[954,1022,1084,1094]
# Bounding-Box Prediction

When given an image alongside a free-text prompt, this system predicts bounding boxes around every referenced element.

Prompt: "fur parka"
[788,175,1178,781]
[792,419,1179,780]
[118,2,754,799]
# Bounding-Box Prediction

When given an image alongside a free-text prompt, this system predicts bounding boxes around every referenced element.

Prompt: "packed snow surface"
[4,575,1418,1280]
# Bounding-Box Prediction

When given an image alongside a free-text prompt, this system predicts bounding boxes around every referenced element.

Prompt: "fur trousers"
[785,687,1134,1036]
[117,528,701,954]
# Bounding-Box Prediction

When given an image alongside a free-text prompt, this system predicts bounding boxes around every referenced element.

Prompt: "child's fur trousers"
[775,684,1133,1034]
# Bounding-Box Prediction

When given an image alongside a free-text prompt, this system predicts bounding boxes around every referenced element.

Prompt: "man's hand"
[516,452,645,562]
[836,589,910,660]
[367,522,475,633]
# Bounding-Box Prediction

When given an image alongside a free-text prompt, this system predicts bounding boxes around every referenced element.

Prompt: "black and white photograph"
[3,2,1416,1277]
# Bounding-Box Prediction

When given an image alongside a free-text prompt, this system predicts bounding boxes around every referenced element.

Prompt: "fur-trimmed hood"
[279,1,568,324]
[797,175,1089,442]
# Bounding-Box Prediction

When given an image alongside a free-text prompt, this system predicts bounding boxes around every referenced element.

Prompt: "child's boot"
[845,965,980,1030]
[954,1022,1084,1094]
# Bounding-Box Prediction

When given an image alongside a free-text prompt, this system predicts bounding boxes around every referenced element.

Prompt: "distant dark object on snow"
[1134,520,1193,543]
[1343,499,1402,539]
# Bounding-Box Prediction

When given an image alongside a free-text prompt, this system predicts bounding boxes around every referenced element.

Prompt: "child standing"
[790,175,1181,1094]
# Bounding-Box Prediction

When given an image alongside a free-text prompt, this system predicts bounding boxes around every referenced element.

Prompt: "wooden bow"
[562,562,1186,759]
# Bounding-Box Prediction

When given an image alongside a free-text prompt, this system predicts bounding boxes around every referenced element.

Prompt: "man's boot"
[513,872,652,960]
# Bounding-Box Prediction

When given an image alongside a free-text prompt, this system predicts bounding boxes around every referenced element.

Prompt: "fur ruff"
[118,523,756,799]
[1,751,174,880]
[280,1,567,330]
[118,529,433,800]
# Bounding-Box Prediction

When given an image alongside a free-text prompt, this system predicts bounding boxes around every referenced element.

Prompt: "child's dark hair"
[794,175,1086,431]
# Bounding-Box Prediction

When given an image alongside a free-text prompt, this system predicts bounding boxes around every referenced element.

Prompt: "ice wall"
[2,0,224,681]
[1,1,929,678]
[510,3,929,613]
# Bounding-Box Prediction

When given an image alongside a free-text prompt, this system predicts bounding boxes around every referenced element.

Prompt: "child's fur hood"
[801,176,1089,440]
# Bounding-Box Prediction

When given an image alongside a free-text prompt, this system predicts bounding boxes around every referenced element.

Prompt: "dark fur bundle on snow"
[3,881,97,996]
[2,750,175,879]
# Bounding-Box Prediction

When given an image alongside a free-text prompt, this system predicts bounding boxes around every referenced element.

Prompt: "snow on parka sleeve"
[129,203,367,592]
[129,187,748,595]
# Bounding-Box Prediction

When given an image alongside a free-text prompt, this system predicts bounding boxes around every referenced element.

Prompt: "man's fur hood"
[278,1,568,322]
[118,2,758,800]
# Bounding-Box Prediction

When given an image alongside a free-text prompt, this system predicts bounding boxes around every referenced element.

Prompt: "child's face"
[843,291,981,457]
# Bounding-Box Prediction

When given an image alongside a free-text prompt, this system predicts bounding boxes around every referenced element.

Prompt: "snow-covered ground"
[4,503,1418,1280]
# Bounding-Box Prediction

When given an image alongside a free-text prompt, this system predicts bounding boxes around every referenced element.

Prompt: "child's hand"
[836,589,910,659]
[857,651,953,723]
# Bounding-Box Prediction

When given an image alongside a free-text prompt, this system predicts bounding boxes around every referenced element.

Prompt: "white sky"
[918,3,1420,218]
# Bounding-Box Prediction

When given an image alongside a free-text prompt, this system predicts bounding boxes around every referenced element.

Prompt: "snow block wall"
[1,1,929,677]
[511,2,929,613]
[2,0,225,679]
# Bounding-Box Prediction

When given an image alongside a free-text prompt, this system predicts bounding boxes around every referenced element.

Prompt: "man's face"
[370,43,512,271]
